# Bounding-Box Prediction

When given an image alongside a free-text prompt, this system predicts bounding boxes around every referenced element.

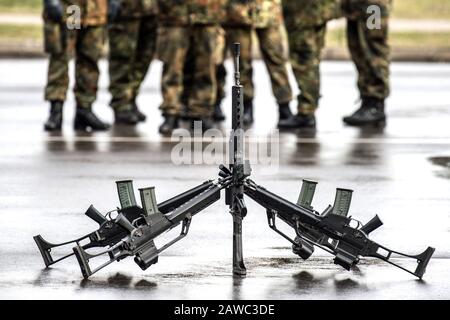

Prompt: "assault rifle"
[224,43,252,276]
[34,180,217,269]
[35,43,434,279]
[243,179,435,279]
[73,180,228,278]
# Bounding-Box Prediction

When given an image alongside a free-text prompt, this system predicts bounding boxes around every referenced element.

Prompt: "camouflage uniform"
[217,0,255,105]
[253,0,292,105]
[342,0,391,100]
[157,0,224,119]
[218,0,292,106]
[44,0,107,109]
[108,0,158,111]
[283,0,341,115]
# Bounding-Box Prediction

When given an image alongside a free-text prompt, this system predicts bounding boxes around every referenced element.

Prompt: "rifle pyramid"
[34,43,435,280]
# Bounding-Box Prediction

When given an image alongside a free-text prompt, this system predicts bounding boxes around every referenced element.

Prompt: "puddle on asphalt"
[429,157,450,168]
[429,156,450,179]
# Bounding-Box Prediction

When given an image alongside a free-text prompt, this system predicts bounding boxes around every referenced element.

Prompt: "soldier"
[216,0,293,126]
[182,25,226,123]
[251,0,294,125]
[215,0,254,123]
[278,0,341,129]
[43,0,110,131]
[107,0,158,125]
[157,0,224,134]
[342,0,391,127]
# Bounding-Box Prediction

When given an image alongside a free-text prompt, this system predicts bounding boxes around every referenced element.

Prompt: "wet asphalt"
[0,59,449,299]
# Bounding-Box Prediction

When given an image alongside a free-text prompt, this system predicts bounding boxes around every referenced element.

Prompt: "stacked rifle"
[34,44,434,280]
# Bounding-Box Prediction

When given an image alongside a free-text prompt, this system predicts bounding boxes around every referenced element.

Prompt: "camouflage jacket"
[189,0,227,25]
[282,0,342,28]
[156,0,190,26]
[157,0,225,27]
[118,0,157,19]
[44,0,108,26]
[252,0,284,29]
[223,0,253,27]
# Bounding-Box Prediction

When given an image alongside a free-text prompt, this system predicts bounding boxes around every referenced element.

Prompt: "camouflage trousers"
[158,26,220,118]
[44,23,105,109]
[287,24,327,115]
[182,27,225,111]
[255,26,293,105]
[346,14,390,100]
[217,26,254,104]
[217,26,292,106]
[108,16,157,111]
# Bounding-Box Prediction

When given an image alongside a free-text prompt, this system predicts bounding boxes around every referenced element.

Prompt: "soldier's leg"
[45,53,70,102]
[43,23,75,131]
[343,1,390,126]
[73,26,110,131]
[212,27,226,121]
[347,17,390,100]
[187,26,218,122]
[277,24,326,129]
[157,26,190,117]
[74,26,104,109]
[256,26,293,106]
[44,23,70,103]
[108,19,140,111]
[288,25,326,116]
[216,28,230,107]
[215,55,227,107]
[131,15,157,100]
[181,41,196,112]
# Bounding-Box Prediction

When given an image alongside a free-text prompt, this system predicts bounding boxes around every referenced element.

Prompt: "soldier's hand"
[44,0,64,23]
[108,0,122,23]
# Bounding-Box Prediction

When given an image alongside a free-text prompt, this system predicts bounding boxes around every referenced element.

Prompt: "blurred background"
[0,0,449,299]
[1,0,449,60]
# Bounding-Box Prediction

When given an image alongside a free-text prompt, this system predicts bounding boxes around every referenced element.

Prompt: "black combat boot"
[343,97,386,127]
[114,108,139,125]
[213,103,226,122]
[243,100,254,125]
[74,107,110,131]
[278,102,294,121]
[44,100,64,131]
[132,99,147,122]
[278,113,316,129]
[159,115,179,134]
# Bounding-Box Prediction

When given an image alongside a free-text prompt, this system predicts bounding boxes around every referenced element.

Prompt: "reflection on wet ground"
[429,157,450,179]
[0,60,449,299]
